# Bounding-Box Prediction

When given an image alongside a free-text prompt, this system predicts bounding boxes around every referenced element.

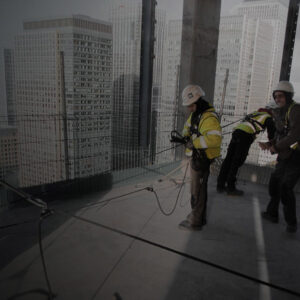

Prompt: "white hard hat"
[273,81,294,96]
[182,85,205,106]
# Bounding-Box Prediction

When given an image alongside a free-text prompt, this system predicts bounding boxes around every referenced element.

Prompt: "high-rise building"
[13,15,113,187]
[4,49,16,126]
[0,126,19,206]
[0,126,18,180]
[215,15,274,117]
[152,6,166,112]
[232,0,289,101]
[215,15,273,161]
[110,0,166,169]
[150,6,167,163]
[214,0,288,165]
[112,73,140,169]
[155,19,182,164]
[234,0,288,165]
[110,2,142,170]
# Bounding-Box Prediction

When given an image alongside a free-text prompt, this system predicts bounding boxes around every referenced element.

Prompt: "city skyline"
[0,0,300,189]
[1,1,181,188]
[155,19,182,164]
[214,0,290,166]
[1,0,299,119]
[12,15,113,187]
[0,0,184,118]
[110,1,168,169]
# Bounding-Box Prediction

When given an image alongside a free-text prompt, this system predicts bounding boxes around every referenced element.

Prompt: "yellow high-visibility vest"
[182,108,222,159]
[235,111,271,135]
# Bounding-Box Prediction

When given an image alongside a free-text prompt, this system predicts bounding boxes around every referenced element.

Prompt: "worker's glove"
[182,136,190,144]
[170,135,190,144]
[170,136,186,144]
[185,140,194,150]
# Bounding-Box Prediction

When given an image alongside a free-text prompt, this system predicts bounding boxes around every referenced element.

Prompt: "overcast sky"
[0,0,299,117]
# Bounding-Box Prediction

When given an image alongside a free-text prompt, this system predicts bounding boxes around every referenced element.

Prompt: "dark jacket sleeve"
[265,117,276,141]
[275,104,300,152]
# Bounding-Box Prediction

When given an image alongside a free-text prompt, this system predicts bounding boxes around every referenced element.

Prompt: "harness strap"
[285,101,296,128]
[244,113,267,135]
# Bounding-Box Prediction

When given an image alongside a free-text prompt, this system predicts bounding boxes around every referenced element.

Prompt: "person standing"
[259,81,300,233]
[174,85,222,230]
[217,106,276,195]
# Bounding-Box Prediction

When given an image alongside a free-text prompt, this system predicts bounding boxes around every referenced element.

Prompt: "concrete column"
[175,0,220,160]
[280,0,300,81]
[139,0,156,147]
[179,0,221,106]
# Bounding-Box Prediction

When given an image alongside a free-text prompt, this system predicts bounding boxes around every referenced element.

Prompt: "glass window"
[216,0,292,166]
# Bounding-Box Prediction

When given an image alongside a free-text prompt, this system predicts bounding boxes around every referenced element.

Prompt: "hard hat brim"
[182,95,200,106]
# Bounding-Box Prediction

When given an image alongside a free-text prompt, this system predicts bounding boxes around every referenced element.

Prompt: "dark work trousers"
[217,129,254,190]
[188,162,210,226]
[266,151,300,226]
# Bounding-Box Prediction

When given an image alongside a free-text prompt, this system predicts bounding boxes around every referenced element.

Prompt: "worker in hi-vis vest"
[217,104,276,196]
[174,85,222,230]
[259,81,300,233]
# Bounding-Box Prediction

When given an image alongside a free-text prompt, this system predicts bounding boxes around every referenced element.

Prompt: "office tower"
[150,6,167,163]
[4,49,16,126]
[215,15,273,160]
[13,15,113,187]
[111,2,142,169]
[110,0,166,169]
[156,20,182,164]
[214,0,288,165]
[233,0,289,101]
[0,126,18,180]
[235,0,288,165]
[0,126,19,205]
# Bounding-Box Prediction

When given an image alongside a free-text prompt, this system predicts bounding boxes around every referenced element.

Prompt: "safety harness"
[285,101,296,129]
[190,111,220,137]
[189,111,220,169]
[284,101,299,150]
[243,112,266,135]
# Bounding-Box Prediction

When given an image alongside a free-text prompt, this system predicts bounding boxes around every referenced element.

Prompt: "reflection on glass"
[0,0,184,193]
[215,0,289,166]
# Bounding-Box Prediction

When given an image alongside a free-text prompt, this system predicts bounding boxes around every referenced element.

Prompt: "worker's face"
[273,91,286,108]
[187,103,197,112]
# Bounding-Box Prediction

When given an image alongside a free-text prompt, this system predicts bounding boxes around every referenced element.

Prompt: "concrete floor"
[1,164,300,300]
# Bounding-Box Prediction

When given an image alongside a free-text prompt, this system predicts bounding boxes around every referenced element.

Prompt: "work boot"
[178,220,202,231]
[187,213,207,226]
[227,188,244,196]
[261,211,279,224]
[286,224,297,233]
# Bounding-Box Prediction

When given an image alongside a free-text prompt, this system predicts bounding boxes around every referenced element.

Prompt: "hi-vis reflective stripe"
[257,115,267,123]
[185,149,193,157]
[199,136,208,148]
[290,142,299,149]
[254,114,268,130]
[244,121,256,132]
[206,130,222,136]
[254,121,263,131]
